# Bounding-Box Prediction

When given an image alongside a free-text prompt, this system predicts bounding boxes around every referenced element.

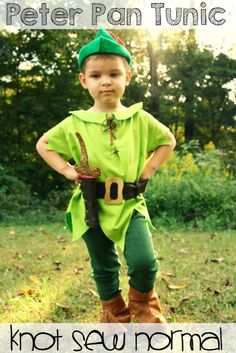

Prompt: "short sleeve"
[146,113,171,152]
[44,118,72,161]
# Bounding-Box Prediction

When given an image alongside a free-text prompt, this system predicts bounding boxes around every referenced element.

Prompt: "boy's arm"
[36,135,79,181]
[140,131,176,180]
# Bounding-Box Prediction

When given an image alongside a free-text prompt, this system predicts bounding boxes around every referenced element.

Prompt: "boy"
[36,29,176,323]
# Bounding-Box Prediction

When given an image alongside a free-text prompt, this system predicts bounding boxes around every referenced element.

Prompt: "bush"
[0,165,64,224]
[0,165,31,219]
[145,149,236,230]
[1,145,235,230]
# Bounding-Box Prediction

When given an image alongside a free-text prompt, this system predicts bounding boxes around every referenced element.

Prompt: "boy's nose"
[101,76,112,86]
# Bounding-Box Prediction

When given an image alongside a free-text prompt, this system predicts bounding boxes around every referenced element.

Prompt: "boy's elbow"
[171,135,176,150]
[35,140,40,153]
[167,132,176,150]
[36,135,48,155]
[36,139,42,154]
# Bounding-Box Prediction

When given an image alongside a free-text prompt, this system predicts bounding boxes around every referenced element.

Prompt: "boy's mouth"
[100,90,114,94]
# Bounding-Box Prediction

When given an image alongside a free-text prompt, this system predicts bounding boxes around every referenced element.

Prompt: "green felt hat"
[78,29,132,70]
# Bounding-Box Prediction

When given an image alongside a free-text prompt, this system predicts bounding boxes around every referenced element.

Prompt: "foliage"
[1,145,235,231]
[154,31,236,146]
[177,139,201,155]
[0,165,64,223]
[0,165,30,219]
[145,147,236,229]
[0,30,97,196]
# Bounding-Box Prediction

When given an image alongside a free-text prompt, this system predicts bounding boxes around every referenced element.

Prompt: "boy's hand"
[141,133,176,179]
[36,136,80,183]
[140,169,152,180]
[140,145,172,179]
[62,163,80,182]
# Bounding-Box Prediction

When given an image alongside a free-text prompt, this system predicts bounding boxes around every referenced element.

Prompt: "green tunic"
[45,102,170,250]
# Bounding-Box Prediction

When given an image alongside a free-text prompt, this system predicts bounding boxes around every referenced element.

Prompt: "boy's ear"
[79,73,87,88]
[125,70,132,86]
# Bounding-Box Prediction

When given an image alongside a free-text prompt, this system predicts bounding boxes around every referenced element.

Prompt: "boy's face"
[79,55,131,108]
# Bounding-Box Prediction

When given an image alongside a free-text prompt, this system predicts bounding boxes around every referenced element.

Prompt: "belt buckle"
[104,177,124,205]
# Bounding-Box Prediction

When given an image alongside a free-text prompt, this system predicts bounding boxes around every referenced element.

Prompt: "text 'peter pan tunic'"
[45,103,171,251]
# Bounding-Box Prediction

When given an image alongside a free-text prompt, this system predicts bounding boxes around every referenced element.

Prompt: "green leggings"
[82,211,159,300]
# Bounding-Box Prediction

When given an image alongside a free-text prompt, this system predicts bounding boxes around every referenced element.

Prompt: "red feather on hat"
[108,31,125,46]
[95,29,125,46]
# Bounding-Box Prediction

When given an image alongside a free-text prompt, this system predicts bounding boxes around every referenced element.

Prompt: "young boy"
[36,29,176,323]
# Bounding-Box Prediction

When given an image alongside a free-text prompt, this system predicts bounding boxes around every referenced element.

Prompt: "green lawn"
[0,224,235,323]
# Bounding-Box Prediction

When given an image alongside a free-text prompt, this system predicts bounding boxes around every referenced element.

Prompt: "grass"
[0,223,235,323]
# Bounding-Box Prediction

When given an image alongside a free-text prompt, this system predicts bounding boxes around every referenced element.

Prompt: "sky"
[195,0,236,59]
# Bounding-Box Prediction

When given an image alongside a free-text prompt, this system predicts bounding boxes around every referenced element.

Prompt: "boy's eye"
[110,72,120,77]
[90,74,100,78]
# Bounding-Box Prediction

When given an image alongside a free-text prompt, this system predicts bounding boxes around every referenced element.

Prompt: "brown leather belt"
[96,177,148,205]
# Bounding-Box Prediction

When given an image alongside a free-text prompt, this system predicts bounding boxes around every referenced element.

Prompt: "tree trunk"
[147,37,160,117]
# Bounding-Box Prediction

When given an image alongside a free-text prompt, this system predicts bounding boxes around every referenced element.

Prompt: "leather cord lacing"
[102,113,117,146]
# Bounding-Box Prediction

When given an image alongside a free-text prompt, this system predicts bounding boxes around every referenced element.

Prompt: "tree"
[1,28,235,199]
[0,30,94,195]
[155,30,236,146]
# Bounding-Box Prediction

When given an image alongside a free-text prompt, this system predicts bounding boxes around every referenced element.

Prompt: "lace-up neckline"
[105,113,117,146]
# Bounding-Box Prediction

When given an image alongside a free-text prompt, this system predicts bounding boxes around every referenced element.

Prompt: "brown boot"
[100,294,131,323]
[128,287,167,323]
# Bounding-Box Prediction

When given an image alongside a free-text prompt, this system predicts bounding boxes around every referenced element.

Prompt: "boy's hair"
[81,54,130,73]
